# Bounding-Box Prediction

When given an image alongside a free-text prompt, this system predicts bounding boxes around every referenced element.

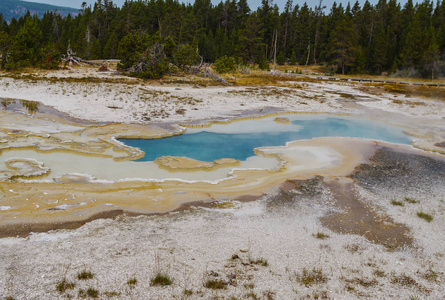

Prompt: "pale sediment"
[1,73,445,299]
[0,75,444,237]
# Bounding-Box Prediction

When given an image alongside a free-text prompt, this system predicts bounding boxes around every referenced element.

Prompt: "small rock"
[231,254,240,260]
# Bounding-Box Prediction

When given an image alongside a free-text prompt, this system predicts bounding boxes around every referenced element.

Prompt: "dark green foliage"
[129,42,170,79]
[0,31,10,69]
[117,31,151,70]
[276,51,285,65]
[0,0,443,78]
[38,43,61,69]
[173,43,200,70]
[258,55,270,71]
[8,17,43,69]
[215,55,237,73]
[328,17,358,75]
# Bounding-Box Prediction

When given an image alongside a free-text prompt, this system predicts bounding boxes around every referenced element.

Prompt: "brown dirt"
[0,194,264,238]
[321,179,413,250]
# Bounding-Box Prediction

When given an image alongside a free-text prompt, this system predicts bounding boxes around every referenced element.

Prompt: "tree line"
[0,0,444,78]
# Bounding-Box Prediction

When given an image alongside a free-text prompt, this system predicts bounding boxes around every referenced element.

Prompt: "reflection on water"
[1,99,40,114]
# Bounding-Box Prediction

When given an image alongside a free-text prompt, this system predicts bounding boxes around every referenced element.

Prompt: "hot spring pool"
[120,115,411,162]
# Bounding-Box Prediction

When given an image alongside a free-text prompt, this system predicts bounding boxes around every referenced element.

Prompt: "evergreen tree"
[0,0,442,78]
[328,17,358,74]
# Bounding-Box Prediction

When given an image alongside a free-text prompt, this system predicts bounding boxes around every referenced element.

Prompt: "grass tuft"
[183,289,193,295]
[244,292,259,299]
[78,287,99,298]
[313,232,330,239]
[150,272,173,286]
[417,211,433,222]
[127,277,137,287]
[77,270,94,280]
[423,269,439,282]
[249,257,269,267]
[296,268,328,287]
[391,199,404,206]
[103,291,121,297]
[204,279,228,289]
[56,279,75,293]
[404,197,418,204]
[373,269,386,278]
[244,282,255,289]
[391,274,418,286]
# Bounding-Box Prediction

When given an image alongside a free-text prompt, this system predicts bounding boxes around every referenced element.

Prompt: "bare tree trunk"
[304,43,310,74]
[62,40,101,67]
[366,21,374,72]
[273,30,278,72]
[284,18,288,49]
[313,0,325,65]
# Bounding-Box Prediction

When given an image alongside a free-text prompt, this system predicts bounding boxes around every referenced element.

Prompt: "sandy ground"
[0,68,445,299]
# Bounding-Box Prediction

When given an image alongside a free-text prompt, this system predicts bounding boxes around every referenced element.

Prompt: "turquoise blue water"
[121,117,411,162]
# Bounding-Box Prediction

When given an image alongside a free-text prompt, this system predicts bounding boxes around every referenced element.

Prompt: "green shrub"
[258,57,270,71]
[215,55,237,74]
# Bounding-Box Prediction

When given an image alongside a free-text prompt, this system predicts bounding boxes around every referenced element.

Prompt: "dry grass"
[204,279,228,289]
[77,270,94,280]
[379,83,445,100]
[296,267,328,287]
[56,279,75,293]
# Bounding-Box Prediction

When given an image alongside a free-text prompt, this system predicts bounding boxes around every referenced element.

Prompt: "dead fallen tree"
[62,42,101,67]
[200,65,228,84]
